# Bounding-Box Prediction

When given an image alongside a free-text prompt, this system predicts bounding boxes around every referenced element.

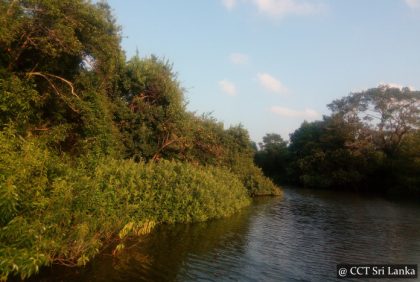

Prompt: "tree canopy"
[328,85,420,156]
[255,86,420,196]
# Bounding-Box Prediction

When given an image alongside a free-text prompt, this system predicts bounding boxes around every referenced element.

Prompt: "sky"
[107,0,420,143]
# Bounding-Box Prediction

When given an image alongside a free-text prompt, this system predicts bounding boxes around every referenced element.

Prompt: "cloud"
[270,106,320,119]
[405,0,420,9]
[229,53,249,65]
[257,73,288,94]
[253,0,326,18]
[219,80,237,96]
[222,0,237,10]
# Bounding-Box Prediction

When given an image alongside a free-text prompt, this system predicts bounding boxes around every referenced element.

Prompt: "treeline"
[255,86,420,196]
[0,0,279,279]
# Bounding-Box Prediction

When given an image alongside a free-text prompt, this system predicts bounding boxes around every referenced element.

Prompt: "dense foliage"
[0,0,279,280]
[256,86,420,196]
[0,128,250,279]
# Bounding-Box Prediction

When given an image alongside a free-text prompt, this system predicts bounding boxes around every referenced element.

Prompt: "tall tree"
[0,0,125,155]
[117,55,187,161]
[328,85,420,157]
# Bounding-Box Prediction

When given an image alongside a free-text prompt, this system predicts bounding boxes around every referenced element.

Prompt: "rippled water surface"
[35,188,420,281]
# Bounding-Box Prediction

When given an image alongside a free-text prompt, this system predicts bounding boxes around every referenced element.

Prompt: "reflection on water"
[33,188,420,281]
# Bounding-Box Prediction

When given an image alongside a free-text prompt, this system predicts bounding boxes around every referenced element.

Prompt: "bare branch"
[27,72,80,99]
[152,134,177,161]
[26,72,80,113]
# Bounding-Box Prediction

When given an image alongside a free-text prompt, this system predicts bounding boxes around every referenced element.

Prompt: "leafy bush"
[229,156,281,196]
[0,129,250,280]
[94,159,250,223]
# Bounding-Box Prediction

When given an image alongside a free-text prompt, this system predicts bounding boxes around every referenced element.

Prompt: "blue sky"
[107,0,420,142]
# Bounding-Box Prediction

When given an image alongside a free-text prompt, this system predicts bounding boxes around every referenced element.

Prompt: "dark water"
[35,188,420,281]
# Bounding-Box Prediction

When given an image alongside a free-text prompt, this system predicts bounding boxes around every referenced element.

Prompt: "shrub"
[0,129,250,280]
[228,154,282,196]
[93,159,251,223]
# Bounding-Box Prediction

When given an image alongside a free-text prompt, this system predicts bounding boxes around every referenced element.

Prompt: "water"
[34,188,420,281]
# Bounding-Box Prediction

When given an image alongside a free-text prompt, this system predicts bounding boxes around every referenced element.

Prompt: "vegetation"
[0,0,279,280]
[256,86,420,196]
[0,130,250,279]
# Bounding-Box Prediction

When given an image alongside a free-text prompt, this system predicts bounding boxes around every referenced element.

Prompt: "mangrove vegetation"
[255,86,420,196]
[0,0,279,279]
[1,0,419,280]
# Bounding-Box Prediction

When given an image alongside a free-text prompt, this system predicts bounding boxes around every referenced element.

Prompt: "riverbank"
[0,130,281,280]
[27,188,420,281]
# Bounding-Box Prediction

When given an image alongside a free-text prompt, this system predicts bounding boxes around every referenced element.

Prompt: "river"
[34,187,420,281]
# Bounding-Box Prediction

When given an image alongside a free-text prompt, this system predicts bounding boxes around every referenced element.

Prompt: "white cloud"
[219,80,237,96]
[253,0,326,18]
[222,0,237,10]
[405,0,420,9]
[270,106,320,119]
[257,73,288,94]
[229,53,249,65]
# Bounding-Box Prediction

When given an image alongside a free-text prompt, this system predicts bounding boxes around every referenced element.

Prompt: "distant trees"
[328,85,420,157]
[255,86,420,196]
[287,116,378,190]
[255,134,289,184]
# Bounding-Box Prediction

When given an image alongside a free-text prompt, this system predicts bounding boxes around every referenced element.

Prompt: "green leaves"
[0,129,252,280]
[118,220,156,240]
[0,1,280,280]
[94,159,251,224]
[328,86,420,156]
[257,86,419,195]
[118,56,187,161]
[0,76,40,130]
[0,178,18,226]
[1,0,122,75]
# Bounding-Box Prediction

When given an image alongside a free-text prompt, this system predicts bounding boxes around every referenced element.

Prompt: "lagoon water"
[35,188,420,281]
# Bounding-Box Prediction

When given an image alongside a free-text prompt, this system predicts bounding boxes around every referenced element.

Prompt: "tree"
[287,116,379,190]
[328,85,420,157]
[117,55,187,161]
[0,0,125,156]
[256,86,420,195]
[254,133,289,184]
[0,0,122,78]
